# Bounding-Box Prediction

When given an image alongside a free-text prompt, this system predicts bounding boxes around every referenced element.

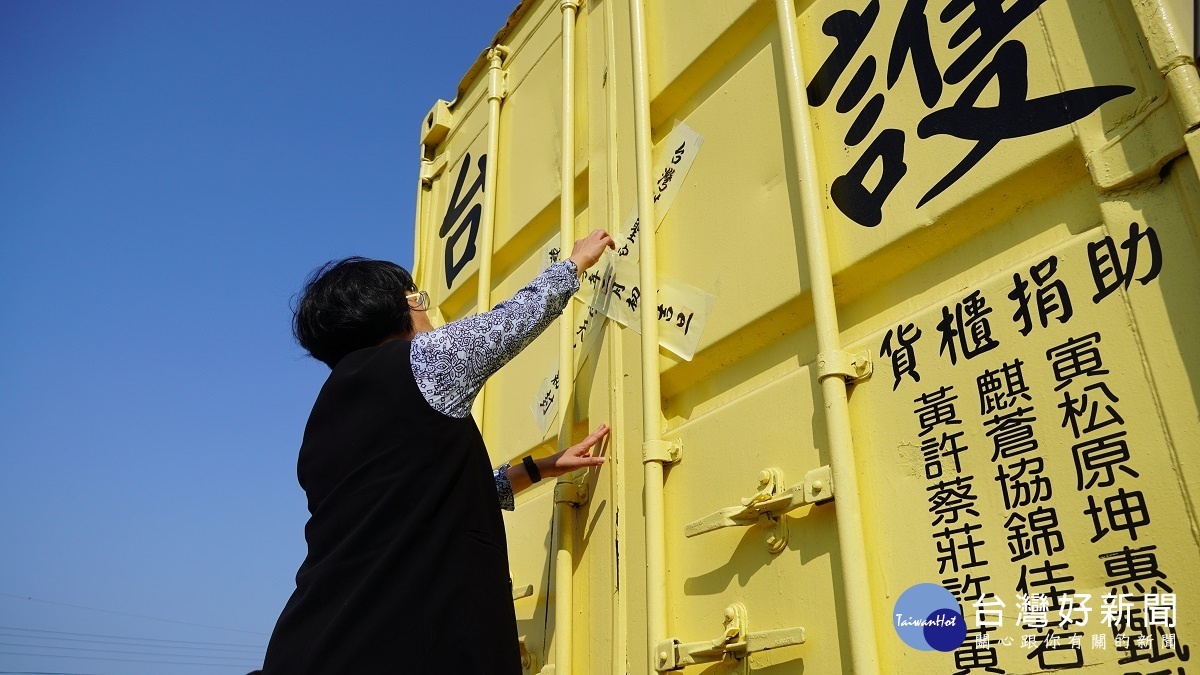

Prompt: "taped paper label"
[587,258,716,361]
[539,238,565,271]
[614,123,704,263]
[530,361,561,437]
[530,261,616,434]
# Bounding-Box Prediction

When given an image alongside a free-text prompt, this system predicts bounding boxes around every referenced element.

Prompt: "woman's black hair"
[292,257,417,369]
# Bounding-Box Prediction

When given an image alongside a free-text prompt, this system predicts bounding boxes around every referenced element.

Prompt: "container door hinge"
[419,154,447,188]
[518,635,539,673]
[643,438,682,465]
[684,466,834,553]
[654,603,806,672]
[487,46,511,102]
[554,479,588,505]
[816,349,872,384]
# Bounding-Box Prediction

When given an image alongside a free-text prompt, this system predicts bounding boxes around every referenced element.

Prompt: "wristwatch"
[522,455,542,483]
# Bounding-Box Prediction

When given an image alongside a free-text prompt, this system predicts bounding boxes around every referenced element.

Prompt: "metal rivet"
[811,480,824,493]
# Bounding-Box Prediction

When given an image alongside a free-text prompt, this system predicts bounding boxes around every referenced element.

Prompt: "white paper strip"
[530,260,617,434]
[530,361,561,437]
[613,123,704,264]
[586,257,715,361]
[540,238,565,271]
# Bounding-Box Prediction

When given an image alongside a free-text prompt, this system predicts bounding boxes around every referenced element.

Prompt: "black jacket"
[261,339,521,674]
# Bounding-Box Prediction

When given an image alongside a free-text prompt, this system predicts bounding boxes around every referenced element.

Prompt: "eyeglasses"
[405,290,430,311]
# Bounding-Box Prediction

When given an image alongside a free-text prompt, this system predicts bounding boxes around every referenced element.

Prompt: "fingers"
[558,423,611,471]
[593,229,615,250]
[569,423,610,454]
[579,423,610,448]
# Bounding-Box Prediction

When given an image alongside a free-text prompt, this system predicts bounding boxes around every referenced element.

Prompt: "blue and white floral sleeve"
[493,462,515,511]
[410,259,580,511]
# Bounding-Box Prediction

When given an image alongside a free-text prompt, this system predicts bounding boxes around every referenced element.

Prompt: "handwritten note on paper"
[587,257,716,362]
[530,362,561,437]
[539,239,564,272]
[530,260,617,434]
[655,276,716,361]
[614,123,704,264]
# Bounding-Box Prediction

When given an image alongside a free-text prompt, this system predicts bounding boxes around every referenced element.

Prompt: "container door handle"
[683,467,834,552]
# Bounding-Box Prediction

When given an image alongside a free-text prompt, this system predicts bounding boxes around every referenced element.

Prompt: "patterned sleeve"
[494,462,515,511]
[410,258,580,419]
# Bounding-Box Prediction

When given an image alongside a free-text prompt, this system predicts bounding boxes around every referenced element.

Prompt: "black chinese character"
[439,152,487,289]
[881,322,923,390]
[830,129,908,227]
[996,455,1052,510]
[1004,506,1064,561]
[977,359,1032,415]
[914,385,962,436]
[1072,431,1138,491]
[1100,545,1171,592]
[934,521,987,573]
[1009,255,1073,336]
[928,475,980,526]
[1025,628,1084,669]
[953,627,1004,674]
[943,573,991,603]
[657,166,676,192]
[1059,382,1123,439]
[1046,333,1108,391]
[1016,559,1076,617]
[1086,488,1150,543]
[922,430,967,480]
[1089,222,1163,303]
[671,141,686,164]
[938,290,1000,365]
[916,39,1132,207]
[983,406,1038,461]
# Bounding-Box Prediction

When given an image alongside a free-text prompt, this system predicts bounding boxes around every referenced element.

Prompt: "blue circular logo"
[893,583,966,652]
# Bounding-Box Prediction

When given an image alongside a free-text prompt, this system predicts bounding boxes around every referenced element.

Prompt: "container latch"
[683,466,834,553]
[654,602,805,672]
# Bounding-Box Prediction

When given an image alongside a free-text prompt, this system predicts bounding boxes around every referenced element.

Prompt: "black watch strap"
[522,455,542,483]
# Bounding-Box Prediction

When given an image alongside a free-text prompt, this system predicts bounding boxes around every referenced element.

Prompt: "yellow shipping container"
[411,0,1200,672]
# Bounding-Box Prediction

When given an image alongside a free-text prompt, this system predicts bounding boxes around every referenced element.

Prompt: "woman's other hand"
[547,423,609,477]
[568,230,616,272]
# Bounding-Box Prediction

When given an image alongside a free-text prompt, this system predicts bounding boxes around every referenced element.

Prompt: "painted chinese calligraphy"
[806,0,1135,227]
[439,152,487,289]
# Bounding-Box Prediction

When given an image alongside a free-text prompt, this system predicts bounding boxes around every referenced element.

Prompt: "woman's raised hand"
[547,423,609,477]
[568,230,616,272]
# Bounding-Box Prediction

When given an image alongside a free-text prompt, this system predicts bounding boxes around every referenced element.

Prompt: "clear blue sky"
[0,2,514,672]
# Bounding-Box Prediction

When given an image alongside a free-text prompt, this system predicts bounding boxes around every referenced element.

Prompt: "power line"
[0,649,259,667]
[0,671,109,674]
[0,634,260,653]
[0,630,262,653]
[0,626,263,649]
[0,640,256,660]
[0,592,269,636]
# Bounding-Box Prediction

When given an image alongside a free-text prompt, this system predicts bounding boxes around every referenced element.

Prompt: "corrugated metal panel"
[413,0,1200,672]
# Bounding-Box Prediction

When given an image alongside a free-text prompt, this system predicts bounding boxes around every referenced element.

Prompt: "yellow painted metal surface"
[412,0,1200,672]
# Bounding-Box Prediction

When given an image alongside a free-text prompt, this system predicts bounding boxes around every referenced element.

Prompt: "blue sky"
[0,2,514,672]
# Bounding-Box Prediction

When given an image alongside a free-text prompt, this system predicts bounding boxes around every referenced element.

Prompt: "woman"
[260,230,616,673]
